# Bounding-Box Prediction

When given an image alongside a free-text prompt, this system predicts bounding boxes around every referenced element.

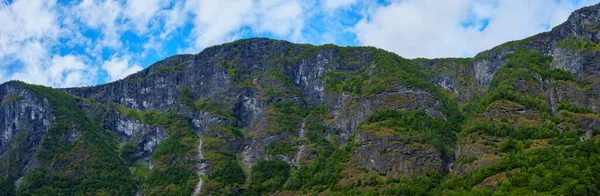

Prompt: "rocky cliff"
[2,3,600,196]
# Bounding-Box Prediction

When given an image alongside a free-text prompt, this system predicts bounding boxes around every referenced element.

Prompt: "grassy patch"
[555,36,600,51]
[265,141,296,157]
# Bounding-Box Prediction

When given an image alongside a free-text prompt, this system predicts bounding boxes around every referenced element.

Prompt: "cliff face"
[0,82,51,178]
[2,3,600,196]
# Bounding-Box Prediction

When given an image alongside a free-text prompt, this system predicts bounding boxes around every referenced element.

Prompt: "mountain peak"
[555,2,600,41]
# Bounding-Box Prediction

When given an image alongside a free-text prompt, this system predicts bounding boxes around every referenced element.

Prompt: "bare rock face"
[0,82,52,177]
[2,3,600,194]
[352,132,445,177]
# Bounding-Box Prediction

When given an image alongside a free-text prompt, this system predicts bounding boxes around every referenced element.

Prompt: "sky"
[1,0,599,88]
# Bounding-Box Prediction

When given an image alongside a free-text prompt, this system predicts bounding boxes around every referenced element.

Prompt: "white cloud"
[0,0,59,61]
[48,55,96,87]
[8,54,96,88]
[0,0,91,87]
[183,0,307,52]
[101,56,143,82]
[353,0,600,58]
[1,0,599,88]
[160,1,188,39]
[125,0,166,33]
[74,0,124,52]
[255,0,304,40]
[184,0,254,50]
[0,0,173,87]
[323,0,357,11]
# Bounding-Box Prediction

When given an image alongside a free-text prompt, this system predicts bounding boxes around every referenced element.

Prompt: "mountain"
[2,3,600,195]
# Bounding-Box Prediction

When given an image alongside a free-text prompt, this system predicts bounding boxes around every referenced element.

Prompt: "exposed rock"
[0,82,52,177]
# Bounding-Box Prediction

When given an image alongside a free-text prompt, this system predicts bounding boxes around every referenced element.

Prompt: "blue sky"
[0,0,599,87]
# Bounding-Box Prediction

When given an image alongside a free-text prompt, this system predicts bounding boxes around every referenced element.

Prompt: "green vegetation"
[502,48,575,81]
[310,138,600,196]
[113,105,200,195]
[19,83,135,195]
[590,25,600,33]
[305,118,328,133]
[0,96,21,106]
[217,59,253,86]
[322,48,431,97]
[440,139,600,195]
[195,98,237,123]
[456,155,478,165]
[7,38,600,196]
[464,122,560,140]
[322,47,463,125]
[287,135,351,191]
[129,162,151,182]
[555,36,600,51]
[558,102,597,114]
[202,151,246,194]
[360,110,458,152]
[473,49,577,115]
[0,175,15,196]
[141,166,198,195]
[248,160,291,193]
[177,86,195,108]
[474,32,548,59]
[268,101,310,134]
[265,141,295,156]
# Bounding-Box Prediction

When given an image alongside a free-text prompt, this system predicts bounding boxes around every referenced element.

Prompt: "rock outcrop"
[2,3,600,195]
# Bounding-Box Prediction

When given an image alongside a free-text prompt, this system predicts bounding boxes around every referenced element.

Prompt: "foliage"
[555,36,600,51]
[305,118,328,133]
[140,166,199,196]
[558,102,597,114]
[321,138,600,196]
[0,96,22,106]
[287,135,351,190]
[0,175,15,196]
[456,155,478,165]
[113,101,200,194]
[177,86,195,108]
[322,47,463,125]
[265,141,296,156]
[440,139,600,195]
[195,99,237,123]
[268,101,310,134]
[20,83,135,195]
[464,121,560,140]
[360,110,458,152]
[206,151,246,185]
[248,160,291,193]
[480,49,576,115]
[9,38,600,196]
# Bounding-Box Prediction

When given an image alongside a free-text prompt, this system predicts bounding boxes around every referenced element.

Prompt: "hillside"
[1,3,600,195]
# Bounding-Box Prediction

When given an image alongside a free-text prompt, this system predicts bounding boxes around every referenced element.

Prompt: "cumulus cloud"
[8,54,96,88]
[125,0,165,33]
[183,0,306,51]
[184,0,254,50]
[0,0,598,87]
[323,0,358,11]
[0,0,84,87]
[74,0,124,51]
[101,56,143,82]
[48,55,97,87]
[353,0,600,58]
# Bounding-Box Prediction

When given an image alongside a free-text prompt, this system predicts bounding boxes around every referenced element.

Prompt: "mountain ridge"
[1,3,600,195]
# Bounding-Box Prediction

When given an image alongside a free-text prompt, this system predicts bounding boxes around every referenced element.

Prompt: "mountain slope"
[2,3,600,195]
